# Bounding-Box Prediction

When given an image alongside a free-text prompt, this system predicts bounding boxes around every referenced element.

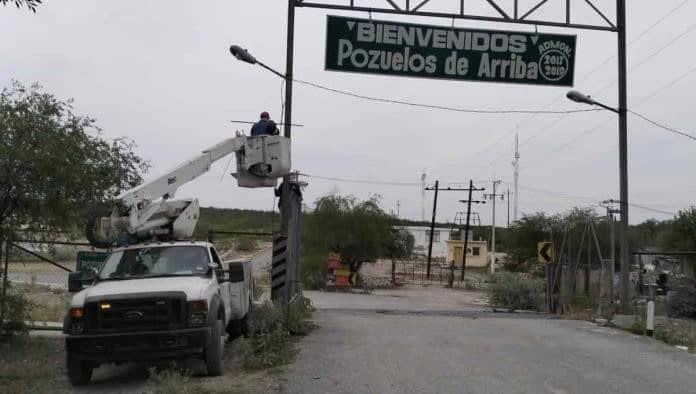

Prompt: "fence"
[391,259,488,289]
[0,236,106,291]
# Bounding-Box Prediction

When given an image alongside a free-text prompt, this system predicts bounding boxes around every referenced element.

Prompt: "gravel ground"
[278,309,696,394]
[276,289,696,394]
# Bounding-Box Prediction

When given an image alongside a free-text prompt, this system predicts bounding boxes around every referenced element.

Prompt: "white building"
[395,226,472,258]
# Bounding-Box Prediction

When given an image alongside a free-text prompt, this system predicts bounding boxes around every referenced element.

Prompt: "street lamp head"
[229,45,257,65]
[566,90,595,106]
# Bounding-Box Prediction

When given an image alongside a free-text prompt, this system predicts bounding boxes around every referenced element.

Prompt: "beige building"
[445,229,489,269]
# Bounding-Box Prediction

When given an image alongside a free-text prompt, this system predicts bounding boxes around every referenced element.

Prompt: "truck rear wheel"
[66,353,93,386]
[205,317,224,376]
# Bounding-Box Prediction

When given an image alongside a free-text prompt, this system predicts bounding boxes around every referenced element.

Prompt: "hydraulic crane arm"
[86,134,291,248]
[117,137,244,207]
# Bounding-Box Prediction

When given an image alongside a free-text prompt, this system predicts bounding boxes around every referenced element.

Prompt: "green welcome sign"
[325,15,577,86]
[76,251,109,274]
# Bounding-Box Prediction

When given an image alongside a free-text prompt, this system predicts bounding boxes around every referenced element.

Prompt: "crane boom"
[86,134,291,248]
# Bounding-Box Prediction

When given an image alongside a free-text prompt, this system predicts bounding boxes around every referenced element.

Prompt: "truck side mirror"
[227,262,245,283]
[68,272,84,293]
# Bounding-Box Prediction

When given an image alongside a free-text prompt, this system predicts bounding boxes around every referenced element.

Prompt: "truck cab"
[63,241,253,385]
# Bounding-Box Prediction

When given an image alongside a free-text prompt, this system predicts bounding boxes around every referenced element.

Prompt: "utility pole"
[602,199,621,306]
[425,183,484,285]
[513,133,520,222]
[425,181,439,279]
[458,180,486,283]
[396,200,400,218]
[421,172,427,222]
[617,0,631,311]
[506,189,512,227]
[485,180,504,274]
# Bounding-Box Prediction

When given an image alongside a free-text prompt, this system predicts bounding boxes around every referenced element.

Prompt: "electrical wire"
[298,172,421,186]
[629,110,696,142]
[506,182,678,216]
[524,64,696,169]
[292,78,601,115]
[480,0,693,162]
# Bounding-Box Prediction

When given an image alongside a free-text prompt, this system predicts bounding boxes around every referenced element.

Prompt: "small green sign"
[325,15,577,86]
[76,251,109,274]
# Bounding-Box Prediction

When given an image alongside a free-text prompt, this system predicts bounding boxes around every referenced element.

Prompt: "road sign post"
[538,241,554,264]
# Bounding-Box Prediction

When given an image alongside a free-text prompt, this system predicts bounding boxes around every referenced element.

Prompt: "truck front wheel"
[66,353,93,386]
[205,317,225,376]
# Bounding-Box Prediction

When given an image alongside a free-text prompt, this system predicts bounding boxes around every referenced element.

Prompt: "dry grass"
[11,283,71,322]
[0,337,69,393]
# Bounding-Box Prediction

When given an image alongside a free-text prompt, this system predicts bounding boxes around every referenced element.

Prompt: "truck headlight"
[69,307,85,334]
[187,300,208,327]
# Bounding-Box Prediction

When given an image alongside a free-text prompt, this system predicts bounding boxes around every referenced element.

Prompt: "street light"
[566,90,619,114]
[229,43,296,300]
[567,89,630,311]
[229,44,287,80]
[229,45,257,65]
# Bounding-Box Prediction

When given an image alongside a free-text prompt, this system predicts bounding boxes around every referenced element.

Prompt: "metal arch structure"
[283,0,631,308]
[293,0,618,32]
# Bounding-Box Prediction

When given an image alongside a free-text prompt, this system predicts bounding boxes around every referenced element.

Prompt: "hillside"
[194,207,280,240]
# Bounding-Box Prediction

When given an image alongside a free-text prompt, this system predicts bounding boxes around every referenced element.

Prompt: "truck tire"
[227,319,242,338]
[66,352,93,386]
[205,317,224,376]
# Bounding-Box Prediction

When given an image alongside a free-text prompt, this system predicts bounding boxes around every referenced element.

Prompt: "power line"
[293,78,601,115]
[299,173,421,186]
[629,110,696,142]
[506,182,678,216]
[523,62,696,167]
[481,1,693,162]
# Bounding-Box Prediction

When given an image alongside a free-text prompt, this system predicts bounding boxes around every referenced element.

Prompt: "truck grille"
[85,292,187,333]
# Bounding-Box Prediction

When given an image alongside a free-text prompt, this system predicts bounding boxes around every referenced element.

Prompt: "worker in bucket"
[251,111,279,136]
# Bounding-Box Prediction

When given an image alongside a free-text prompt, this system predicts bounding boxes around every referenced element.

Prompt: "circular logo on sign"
[538,49,570,82]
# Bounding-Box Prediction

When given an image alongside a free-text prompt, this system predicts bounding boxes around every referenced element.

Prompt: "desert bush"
[236,302,291,369]
[148,365,193,394]
[236,297,315,369]
[287,296,316,336]
[0,283,34,338]
[486,272,545,312]
[236,326,296,370]
[667,277,696,319]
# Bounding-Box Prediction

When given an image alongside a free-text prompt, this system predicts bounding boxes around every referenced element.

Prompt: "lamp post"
[567,89,630,310]
[230,44,297,299]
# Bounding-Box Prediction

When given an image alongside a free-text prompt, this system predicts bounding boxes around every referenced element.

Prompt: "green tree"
[504,212,557,271]
[0,81,148,239]
[659,207,696,251]
[303,194,410,275]
[1,0,41,12]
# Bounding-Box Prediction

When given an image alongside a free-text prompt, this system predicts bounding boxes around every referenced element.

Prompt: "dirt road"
[277,289,696,394]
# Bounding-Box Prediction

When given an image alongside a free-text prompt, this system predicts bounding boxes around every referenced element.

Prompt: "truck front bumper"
[65,327,210,362]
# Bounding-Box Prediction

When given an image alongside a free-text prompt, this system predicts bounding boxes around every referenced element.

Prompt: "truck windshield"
[98,246,210,280]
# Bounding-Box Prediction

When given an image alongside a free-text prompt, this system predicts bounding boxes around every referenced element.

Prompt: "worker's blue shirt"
[251,120,270,136]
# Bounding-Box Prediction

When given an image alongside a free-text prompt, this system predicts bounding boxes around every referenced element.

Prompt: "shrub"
[236,298,315,369]
[486,272,545,312]
[668,277,696,319]
[0,283,34,338]
[301,251,327,290]
[236,326,296,370]
[148,365,193,394]
[287,296,316,336]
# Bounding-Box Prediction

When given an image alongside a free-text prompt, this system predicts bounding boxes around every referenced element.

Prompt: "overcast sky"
[2,0,694,225]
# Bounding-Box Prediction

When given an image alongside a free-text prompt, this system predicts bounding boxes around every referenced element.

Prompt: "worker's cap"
[260,111,270,119]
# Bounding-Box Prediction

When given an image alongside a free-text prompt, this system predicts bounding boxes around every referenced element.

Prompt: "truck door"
[210,247,231,320]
